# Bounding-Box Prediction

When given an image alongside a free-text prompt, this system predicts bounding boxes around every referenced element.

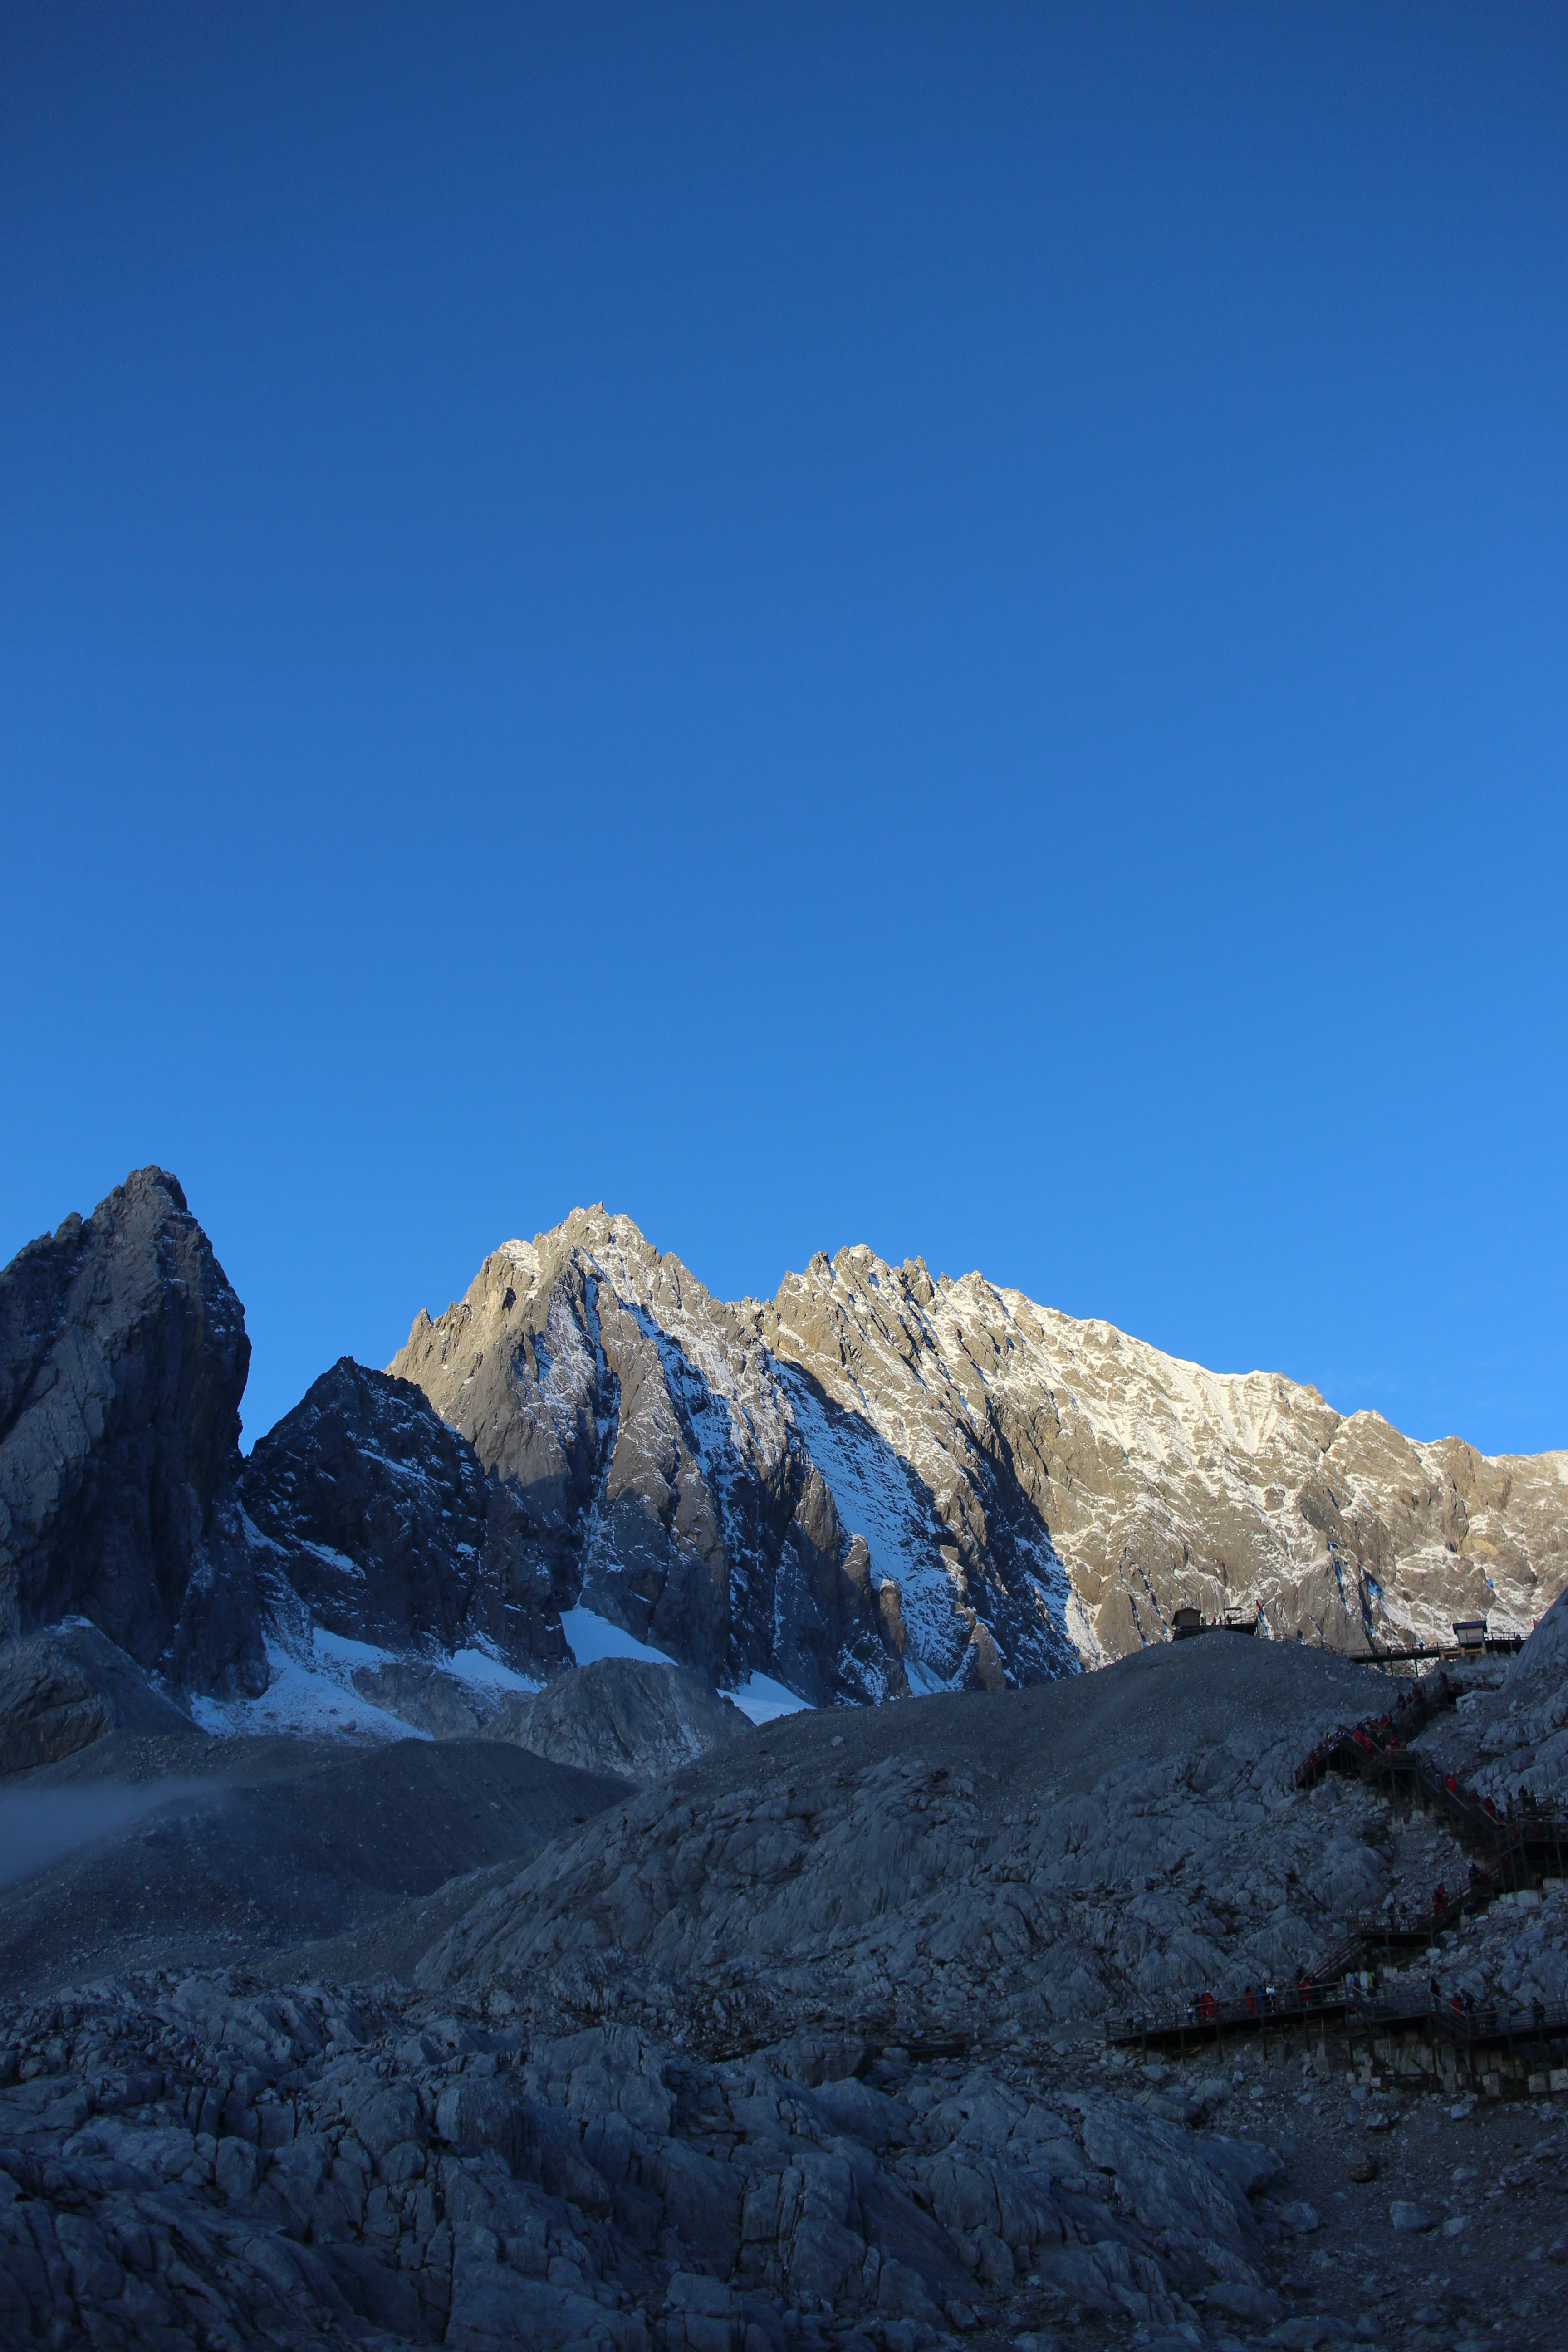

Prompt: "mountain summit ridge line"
[390,1203,1567,1692]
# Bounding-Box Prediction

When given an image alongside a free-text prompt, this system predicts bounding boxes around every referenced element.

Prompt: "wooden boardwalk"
[1342,1636,1524,1666]
[1105,1982,1568,2071]
[1105,1665,1568,2074]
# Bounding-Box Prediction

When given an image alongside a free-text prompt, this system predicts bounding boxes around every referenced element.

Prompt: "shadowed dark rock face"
[0,1167,265,1695]
[0,1624,195,1774]
[0,1172,578,1766]
[239,1359,568,1679]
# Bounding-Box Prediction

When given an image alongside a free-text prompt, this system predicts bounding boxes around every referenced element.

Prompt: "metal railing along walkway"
[1105,1667,1568,2064]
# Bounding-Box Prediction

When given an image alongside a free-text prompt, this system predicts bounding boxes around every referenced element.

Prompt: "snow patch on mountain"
[730,1670,813,1724]
[560,1606,676,1670]
[776,1362,967,1686]
[189,1628,421,1744]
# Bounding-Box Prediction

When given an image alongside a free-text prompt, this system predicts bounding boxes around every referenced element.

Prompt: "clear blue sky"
[3,5,1564,1457]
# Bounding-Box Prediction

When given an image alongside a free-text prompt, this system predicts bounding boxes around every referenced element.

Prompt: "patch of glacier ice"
[447,1645,540,1693]
[188,1631,423,1744]
[561,1606,676,1670]
[730,1671,813,1724]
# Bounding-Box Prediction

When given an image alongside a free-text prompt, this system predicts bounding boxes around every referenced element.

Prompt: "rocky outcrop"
[337,1653,752,1784]
[0,1168,265,1696]
[390,1213,935,1705]
[0,1970,1292,2347]
[345,1656,505,1739]
[485,1656,751,1782]
[0,1623,194,1774]
[239,1358,567,1681]
[392,1208,1568,1700]
[1460,1586,1568,1802]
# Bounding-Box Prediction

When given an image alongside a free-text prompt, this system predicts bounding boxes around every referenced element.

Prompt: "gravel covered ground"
[0,1728,630,2002]
[417,1637,1441,2039]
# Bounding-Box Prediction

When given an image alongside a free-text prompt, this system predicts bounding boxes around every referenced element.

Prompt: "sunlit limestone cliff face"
[388,1210,1066,1705]
[2,1174,1565,1760]
[758,1249,1567,1663]
[392,1208,1568,1697]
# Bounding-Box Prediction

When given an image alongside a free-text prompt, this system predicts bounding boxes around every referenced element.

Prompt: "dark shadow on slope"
[575,1310,910,1707]
[0,1730,631,2003]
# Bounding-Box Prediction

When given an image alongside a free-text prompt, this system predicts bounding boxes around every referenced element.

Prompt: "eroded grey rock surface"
[486,1657,751,1783]
[419,1638,1416,2040]
[0,1972,1299,2350]
[1464,1586,1568,1802]
[0,1167,265,1698]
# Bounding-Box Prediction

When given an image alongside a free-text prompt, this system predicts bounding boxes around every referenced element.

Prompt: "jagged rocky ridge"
[5,1173,1567,1762]
[0,1175,573,1756]
[391,1215,971,1708]
[393,1205,1568,1699]
[0,1168,263,1698]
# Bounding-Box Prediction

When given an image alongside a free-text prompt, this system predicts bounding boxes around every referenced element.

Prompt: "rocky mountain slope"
[0,1168,264,1697]
[239,1355,569,1684]
[390,1213,965,1710]
[393,1206,1568,1701]
[5,1618,1568,2350]
[0,1175,580,1764]
[4,1172,1566,1769]
[7,1176,1568,2349]
[0,1727,632,2005]
[415,1636,1417,2042]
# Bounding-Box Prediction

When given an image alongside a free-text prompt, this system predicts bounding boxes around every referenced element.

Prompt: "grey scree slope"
[392,1205,1568,1704]
[416,1632,1419,2038]
[0,1723,633,2005]
[4,1625,1568,2350]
